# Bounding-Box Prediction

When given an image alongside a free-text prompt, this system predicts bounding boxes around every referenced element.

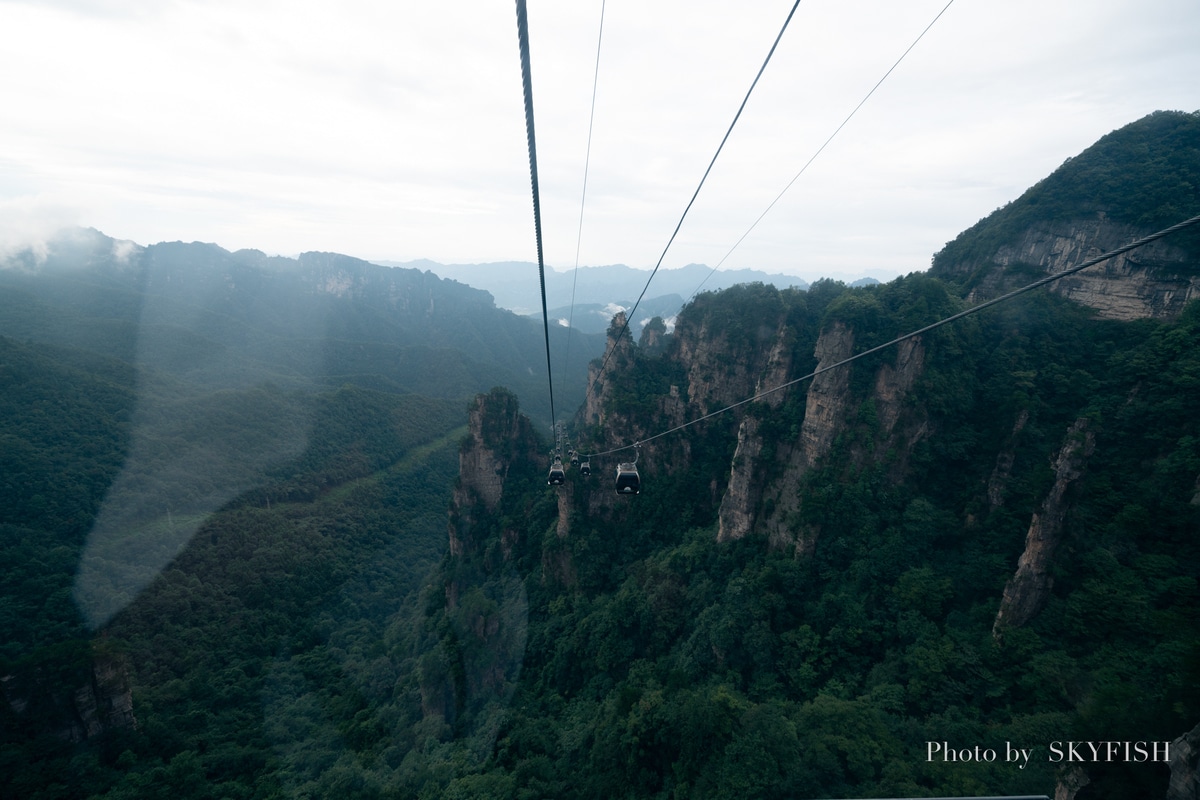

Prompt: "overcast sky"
[1,0,1197,282]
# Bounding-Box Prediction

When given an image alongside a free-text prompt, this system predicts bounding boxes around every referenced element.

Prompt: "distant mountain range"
[0,228,604,425]
[4,111,1200,800]
[374,261,880,334]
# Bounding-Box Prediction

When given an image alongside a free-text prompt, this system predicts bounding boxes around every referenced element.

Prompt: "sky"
[0,0,1198,283]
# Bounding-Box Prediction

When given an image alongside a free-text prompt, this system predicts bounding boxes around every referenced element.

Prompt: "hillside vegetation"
[932,110,1200,278]
[3,112,1200,799]
[404,277,1199,799]
[0,231,604,425]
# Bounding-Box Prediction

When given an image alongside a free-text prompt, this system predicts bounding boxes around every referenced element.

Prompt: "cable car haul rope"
[514,0,559,456]
[573,212,1200,490]
[512,3,1200,495]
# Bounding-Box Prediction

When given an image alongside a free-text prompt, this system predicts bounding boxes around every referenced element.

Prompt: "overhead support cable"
[810,796,1050,800]
[515,0,558,443]
[564,0,607,377]
[593,0,804,381]
[687,0,957,303]
[582,211,1200,459]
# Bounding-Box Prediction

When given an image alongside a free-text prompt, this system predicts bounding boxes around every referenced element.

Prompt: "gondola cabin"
[579,459,591,477]
[614,462,640,495]
[547,456,566,486]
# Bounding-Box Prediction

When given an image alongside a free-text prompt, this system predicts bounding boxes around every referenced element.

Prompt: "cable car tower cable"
[593,0,804,384]
[582,211,1200,459]
[687,0,957,304]
[564,0,607,380]
[515,0,558,447]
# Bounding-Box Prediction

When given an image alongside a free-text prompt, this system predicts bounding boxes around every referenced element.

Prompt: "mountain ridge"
[411,111,1200,799]
[930,110,1200,319]
[4,111,1200,798]
[0,227,605,424]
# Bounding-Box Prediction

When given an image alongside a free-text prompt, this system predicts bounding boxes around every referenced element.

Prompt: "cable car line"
[580,211,1200,461]
[515,0,559,447]
[563,0,607,380]
[591,0,805,385]
[687,0,958,305]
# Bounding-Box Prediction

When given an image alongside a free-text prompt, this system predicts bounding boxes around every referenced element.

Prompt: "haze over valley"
[2,111,1200,799]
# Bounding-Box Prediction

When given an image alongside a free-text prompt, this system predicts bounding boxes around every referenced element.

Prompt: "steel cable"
[582,211,1200,459]
[590,0,805,386]
[515,0,558,443]
[686,0,958,304]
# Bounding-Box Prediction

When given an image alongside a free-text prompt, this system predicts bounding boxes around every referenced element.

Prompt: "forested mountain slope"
[410,280,1199,799]
[0,228,604,424]
[0,228,601,796]
[930,110,1200,319]
[3,112,1200,799]
[403,113,1200,799]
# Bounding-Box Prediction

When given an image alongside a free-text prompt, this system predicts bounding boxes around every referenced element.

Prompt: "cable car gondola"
[579,458,591,477]
[547,455,565,486]
[615,461,640,494]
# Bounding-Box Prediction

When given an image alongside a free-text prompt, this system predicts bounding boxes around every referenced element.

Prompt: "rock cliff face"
[1168,722,1200,800]
[1054,765,1091,800]
[798,322,857,465]
[987,410,1030,510]
[449,388,538,558]
[870,336,927,459]
[580,299,796,501]
[932,111,1200,321]
[429,390,537,729]
[717,415,766,542]
[715,318,796,543]
[1,649,136,743]
[73,653,136,741]
[944,217,1198,321]
[993,418,1095,637]
[723,322,856,548]
[676,319,777,415]
[581,312,635,431]
[718,320,931,553]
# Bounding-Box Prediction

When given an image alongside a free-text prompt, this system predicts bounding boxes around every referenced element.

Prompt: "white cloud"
[599,303,627,321]
[0,196,81,264]
[111,238,140,264]
[0,0,1196,276]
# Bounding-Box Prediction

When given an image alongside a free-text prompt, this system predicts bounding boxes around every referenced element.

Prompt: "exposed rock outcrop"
[993,418,1095,637]
[717,415,766,542]
[1054,764,1090,800]
[798,322,856,464]
[73,653,136,741]
[719,321,932,551]
[581,312,636,430]
[752,322,797,410]
[555,485,572,540]
[863,335,930,476]
[673,298,790,415]
[716,318,796,543]
[987,409,1030,509]
[1,648,136,743]
[872,336,924,439]
[1168,722,1200,800]
[431,391,536,731]
[743,323,855,551]
[450,388,538,557]
[957,219,1198,321]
